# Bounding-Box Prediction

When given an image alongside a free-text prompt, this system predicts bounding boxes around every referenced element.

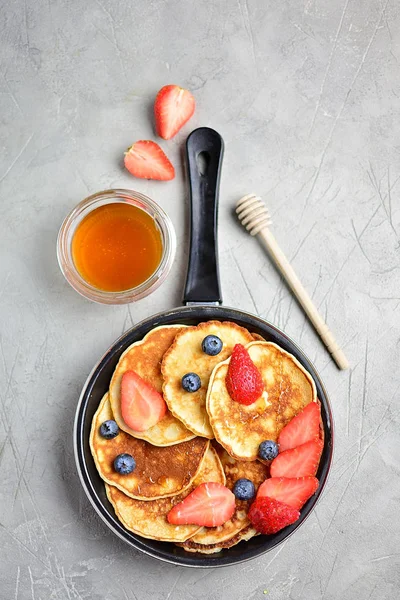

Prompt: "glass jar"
[57,189,176,305]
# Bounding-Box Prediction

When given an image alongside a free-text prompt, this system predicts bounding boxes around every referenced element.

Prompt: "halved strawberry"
[270,439,323,478]
[154,85,195,140]
[124,140,174,180]
[167,482,235,527]
[225,344,264,405]
[257,477,319,510]
[120,370,167,432]
[278,401,321,452]
[248,496,300,535]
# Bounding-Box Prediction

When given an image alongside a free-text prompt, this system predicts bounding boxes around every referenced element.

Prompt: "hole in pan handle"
[183,127,224,305]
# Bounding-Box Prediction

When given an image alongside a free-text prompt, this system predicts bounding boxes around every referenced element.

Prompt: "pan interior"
[74,305,333,568]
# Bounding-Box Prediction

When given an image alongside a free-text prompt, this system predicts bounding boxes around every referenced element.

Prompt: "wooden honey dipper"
[236,193,349,370]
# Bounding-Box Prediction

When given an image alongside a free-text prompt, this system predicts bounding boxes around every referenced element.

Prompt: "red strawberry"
[124,140,174,181]
[120,370,167,432]
[225,344,264,405]
[154,85,195,140]
[278,402,321,452]
[248,496,300,535]
[270,439,323,478]
[167,482,235,527]
[257,477,319,510]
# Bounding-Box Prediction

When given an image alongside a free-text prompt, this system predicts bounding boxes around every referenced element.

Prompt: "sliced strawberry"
[124,140,174,181]
[257,477,319,510]
[248,496,300,535]
[278,402,321,452]
[167,482,235,527]
[120,370,167,432]
[225,344,264,405]
[154,85,195,140]
[270,439,323,478]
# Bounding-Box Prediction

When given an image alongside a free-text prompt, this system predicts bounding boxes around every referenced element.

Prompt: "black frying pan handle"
[183,127,224,305]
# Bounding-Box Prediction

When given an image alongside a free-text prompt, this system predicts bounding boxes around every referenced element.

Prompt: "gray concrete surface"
[1,0,399,598]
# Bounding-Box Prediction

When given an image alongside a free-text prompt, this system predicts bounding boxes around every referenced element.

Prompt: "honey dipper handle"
[258,227,349,370]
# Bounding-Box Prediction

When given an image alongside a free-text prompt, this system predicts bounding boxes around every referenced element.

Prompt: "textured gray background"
[1,0,399,598]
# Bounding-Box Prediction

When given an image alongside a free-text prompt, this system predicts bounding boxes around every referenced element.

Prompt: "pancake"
[181,445,268,549]
[177,526,258,554]
[161,321,255,438]
[207,341,317,461]
[109,325,195,446]
[105,445,225,542]
[90,394,209,500]
[252,333,266,342]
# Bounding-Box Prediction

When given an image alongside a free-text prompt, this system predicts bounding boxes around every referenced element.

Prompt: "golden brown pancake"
[105,446,225,542]
[251,333,266,342]
[179,444,268,550]
[161,321,255,438]
[207,341,317,461]
[177,526,258,554]
[109,325,195,446]
[90,394,209,500]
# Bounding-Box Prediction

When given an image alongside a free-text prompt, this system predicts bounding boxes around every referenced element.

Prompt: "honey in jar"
[71,203,163,292]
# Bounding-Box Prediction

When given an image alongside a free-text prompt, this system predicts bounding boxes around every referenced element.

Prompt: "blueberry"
[99,420,119,439]
[202,335,223,356]
[233,478,255,501]
[113,453,136,475]
[181,372,201,392]
[258,440,279,461]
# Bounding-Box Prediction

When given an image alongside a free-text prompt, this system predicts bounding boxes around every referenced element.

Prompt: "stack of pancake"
[90,321,317,554]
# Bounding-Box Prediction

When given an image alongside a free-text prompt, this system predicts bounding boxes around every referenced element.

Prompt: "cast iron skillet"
[74,128,333,568]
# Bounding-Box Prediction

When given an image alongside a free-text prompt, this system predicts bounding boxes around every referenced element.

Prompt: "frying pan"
[74,127,333,567]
